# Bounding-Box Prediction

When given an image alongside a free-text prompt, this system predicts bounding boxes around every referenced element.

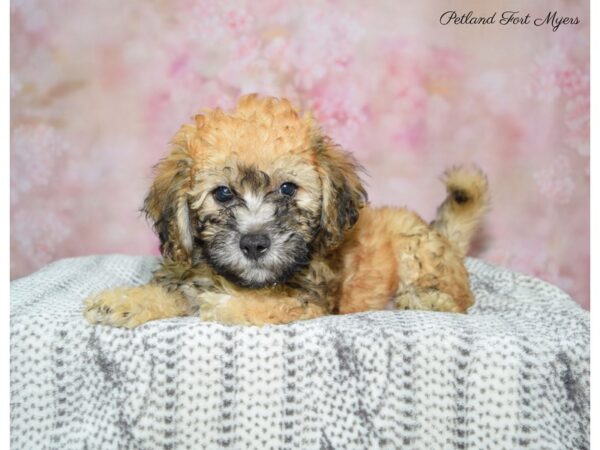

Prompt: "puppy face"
[144,95,366,288]
[190,152,323,288]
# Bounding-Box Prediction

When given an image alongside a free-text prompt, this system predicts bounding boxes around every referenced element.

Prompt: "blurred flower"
[533,155,575,205]
[10,125,70,204]
[565,94,590,156]
[11,207,71,270]
[308,79,369,152]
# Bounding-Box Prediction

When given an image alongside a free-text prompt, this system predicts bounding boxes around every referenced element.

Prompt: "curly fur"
[85,94,488,327]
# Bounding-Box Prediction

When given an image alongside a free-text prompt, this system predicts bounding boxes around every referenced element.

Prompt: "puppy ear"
[315,136,367,250]
[143,127,195,262]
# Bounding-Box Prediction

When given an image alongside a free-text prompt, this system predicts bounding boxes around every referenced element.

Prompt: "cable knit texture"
[11,255,589,449]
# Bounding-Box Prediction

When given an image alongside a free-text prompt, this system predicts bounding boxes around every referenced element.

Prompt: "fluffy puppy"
[85,95,488,327]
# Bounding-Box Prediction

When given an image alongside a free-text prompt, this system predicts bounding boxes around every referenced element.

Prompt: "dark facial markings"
[239,166,271,191]
[189,164,321,287]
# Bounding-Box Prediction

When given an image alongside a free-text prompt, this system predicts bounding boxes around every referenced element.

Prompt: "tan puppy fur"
[84,95,488,327]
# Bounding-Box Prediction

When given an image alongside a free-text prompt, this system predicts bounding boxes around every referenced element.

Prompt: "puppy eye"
[213,186,234,203]
[279,182,298,197]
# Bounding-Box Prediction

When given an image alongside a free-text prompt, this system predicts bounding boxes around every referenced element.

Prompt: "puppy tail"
[431,166,489,258]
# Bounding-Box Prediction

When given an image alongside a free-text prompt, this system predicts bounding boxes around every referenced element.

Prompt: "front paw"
[84,288,141,328]
[84,285,177,328]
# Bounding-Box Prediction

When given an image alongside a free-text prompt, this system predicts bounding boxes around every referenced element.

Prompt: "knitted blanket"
[11,255,589,449]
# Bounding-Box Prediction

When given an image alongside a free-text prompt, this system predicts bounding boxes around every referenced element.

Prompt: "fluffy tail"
[431,166,489,258]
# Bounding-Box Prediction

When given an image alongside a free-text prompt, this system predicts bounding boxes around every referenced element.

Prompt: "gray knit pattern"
[11,255,589,449]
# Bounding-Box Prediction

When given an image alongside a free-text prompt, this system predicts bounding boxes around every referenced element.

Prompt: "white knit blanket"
[11,255,589,449]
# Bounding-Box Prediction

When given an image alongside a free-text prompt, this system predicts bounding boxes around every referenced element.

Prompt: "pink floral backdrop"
[10,0,590,308]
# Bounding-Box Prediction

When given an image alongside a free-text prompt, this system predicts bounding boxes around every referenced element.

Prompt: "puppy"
[84,95,488,327]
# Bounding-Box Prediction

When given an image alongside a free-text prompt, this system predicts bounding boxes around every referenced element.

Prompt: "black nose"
[239,234,271,260]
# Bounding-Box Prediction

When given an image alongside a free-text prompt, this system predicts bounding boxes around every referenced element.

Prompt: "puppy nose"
[239,234,271,260]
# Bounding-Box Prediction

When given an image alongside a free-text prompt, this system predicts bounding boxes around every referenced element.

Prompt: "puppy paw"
[84,287,148,328]
[395,288,462,313]
[84,285,191,328]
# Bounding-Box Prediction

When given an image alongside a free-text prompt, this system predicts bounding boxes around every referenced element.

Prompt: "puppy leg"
[84,284,195,328]
[198,291,327,326]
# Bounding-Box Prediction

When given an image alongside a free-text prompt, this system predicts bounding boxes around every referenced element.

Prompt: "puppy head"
[143,94,366,288]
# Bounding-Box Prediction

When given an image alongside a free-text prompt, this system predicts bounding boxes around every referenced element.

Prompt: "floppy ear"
[143,126,196,263]
[315,136,367,250]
